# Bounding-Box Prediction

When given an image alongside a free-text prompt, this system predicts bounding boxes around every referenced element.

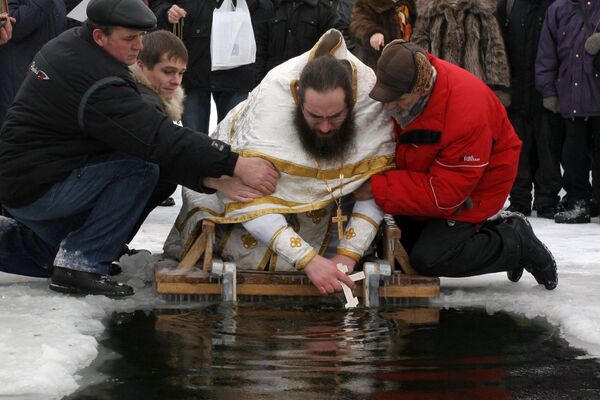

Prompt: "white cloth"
[163,29,395,271]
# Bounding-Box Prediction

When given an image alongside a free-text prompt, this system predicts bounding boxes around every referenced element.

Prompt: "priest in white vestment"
[163,29,396,294]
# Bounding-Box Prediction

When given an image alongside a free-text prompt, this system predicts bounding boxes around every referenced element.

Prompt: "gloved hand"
[494,89,511,107]
[543,96,560,114]
[585,32,600,55]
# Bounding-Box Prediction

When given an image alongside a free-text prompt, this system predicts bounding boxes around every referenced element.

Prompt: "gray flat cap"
[87,0,157,30]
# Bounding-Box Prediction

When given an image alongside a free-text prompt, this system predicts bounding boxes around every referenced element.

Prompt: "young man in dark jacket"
[149,0,273,132]
[0,0,277,297]
[357,40,558,290]
[497,0,563,218]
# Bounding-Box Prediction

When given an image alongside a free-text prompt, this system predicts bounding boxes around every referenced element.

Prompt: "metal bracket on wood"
[362,261,392,308]
[212,259,237,302]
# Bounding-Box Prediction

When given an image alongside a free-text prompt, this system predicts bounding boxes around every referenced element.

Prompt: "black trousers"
[508,109,563,209]
[395,217,521,278]
[562,116,600,204]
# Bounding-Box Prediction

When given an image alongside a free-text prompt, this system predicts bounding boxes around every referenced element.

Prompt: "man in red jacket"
[356,40,558,290]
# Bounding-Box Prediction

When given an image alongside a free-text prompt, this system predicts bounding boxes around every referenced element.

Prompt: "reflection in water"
[67,303,600,400]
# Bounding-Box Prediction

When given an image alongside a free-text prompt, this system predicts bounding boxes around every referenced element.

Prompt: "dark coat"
[497,0,555,115]
[535,0,600,118]
[254,0,335,83]
[0,24,238,208]
[334,0,357,52]
[149,0,273,92]
[0,0,67,123]
[349,0,416,70]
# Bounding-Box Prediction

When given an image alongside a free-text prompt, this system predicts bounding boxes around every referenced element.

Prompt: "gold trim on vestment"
[228,108,241,144]
[269,253,278,271]
[351,213,380,229]
[177,206,223,232]
[336,248,361,261]
[296,249,317,270]
[258,248,272,271]
[268,225,288,249]
[235,149,394,179]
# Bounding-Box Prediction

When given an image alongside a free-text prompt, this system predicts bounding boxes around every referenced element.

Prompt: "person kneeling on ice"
[0,0,277,297]
[352,40,558,290]
[164,30,396,295]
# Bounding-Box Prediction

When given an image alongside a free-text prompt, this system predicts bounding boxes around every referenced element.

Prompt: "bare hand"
[352,180,373,201]
[0,15,15,45]
[370,33,385,51]
[203,176,264,202]
[167,5,187,24]
[330,254,357,274]
[234,156,278,195]
[304,255,355,295]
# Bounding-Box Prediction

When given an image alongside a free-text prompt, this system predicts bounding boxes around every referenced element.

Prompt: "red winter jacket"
[371,55,521,223]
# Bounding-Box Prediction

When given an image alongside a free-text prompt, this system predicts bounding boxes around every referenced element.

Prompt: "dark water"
[66,303,600,400]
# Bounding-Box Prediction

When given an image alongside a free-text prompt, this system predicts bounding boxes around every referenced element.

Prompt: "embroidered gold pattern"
[241,233,258,249]
[345,228,356,240]
[306,208,327,224]
[290,237,302,248]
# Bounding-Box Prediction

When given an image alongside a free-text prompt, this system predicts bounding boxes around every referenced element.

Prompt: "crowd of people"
[2,0,594,297]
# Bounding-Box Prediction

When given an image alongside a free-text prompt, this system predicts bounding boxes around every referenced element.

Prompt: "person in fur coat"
[411,0,511,105]
[349,0,416,70]
[129,30,187,234]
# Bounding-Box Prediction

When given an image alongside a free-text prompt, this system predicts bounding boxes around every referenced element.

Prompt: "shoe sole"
[49,282,134,298]
[515,213,559,290]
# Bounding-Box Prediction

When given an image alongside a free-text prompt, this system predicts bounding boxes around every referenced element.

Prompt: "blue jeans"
[4,153,159,276]
[182,88,248,133]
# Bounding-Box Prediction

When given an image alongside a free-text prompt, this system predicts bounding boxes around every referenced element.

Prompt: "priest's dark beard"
[294,107,357,163]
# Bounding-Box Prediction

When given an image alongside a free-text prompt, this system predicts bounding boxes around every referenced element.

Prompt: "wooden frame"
[156,218,440,302]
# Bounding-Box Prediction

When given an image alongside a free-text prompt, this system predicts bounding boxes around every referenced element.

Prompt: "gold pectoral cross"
[332,206,348,240]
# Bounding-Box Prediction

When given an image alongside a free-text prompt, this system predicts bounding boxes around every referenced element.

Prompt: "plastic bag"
[210,0,256,71]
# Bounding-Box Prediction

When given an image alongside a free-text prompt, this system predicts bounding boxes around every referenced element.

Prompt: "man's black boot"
[505,213,558,290]
[536,205,558,219]
[554,200,590,224]
[50,266,134,297]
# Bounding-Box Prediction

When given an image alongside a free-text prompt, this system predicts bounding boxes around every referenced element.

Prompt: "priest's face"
[295,87,356,162]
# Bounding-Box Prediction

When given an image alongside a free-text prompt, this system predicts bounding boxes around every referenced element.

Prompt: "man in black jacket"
[0,0,277,297]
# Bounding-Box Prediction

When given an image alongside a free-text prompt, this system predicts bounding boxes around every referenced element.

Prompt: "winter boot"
[505,213,558,290]
[536,205,558,219]
[554,200,590,224]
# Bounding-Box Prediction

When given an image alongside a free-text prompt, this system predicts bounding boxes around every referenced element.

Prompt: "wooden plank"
[177,233,206,271]
[202,220,214,272]
[156,282,221,295]
[156,280,439,298]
